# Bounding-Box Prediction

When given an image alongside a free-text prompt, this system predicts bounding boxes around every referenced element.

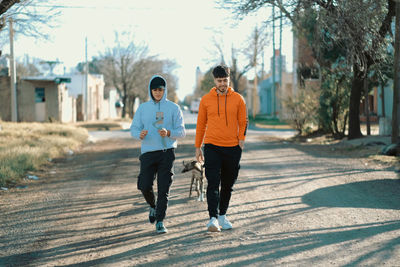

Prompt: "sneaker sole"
[207,225,221,232]
[156,230,168,234]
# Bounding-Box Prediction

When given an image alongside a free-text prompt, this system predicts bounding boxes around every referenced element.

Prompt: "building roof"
[22,76,71,84]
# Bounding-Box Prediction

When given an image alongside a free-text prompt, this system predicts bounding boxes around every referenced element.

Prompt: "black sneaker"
[156,221,168,234]
[149,207,156,224]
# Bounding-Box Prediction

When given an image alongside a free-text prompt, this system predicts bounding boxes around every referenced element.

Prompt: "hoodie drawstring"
[225,94,228,126]
[217,95,220,116]
[216,92,228,126]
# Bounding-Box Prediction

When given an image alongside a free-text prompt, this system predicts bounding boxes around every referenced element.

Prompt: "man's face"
[214,76,229,94]
[151,88,164,102]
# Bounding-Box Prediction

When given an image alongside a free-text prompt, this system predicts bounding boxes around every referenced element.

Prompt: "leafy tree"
[318,65,351,137]
[224,0,396,139]
[294,7,351,137]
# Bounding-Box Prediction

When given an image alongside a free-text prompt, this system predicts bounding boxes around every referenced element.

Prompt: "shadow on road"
[303,179,400,210]
[1,133,400,266]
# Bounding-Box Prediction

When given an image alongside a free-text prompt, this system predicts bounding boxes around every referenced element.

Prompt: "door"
[35,87,46,122]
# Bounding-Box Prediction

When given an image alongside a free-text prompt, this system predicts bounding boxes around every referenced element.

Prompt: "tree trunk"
[381,83,386,118]
[364,77,371,135]
[0,0,19,16]
[391,0,400,144]
[231,75,239,92]
[348,64,364,139]
[121,85,128,118]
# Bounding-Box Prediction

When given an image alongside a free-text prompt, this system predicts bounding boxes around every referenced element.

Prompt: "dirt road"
[1,128,399,266]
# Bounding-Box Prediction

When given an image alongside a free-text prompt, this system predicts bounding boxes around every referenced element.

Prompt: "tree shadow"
[302,179,400,210]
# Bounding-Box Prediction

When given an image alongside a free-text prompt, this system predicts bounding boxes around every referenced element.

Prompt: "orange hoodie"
[195,87,247,148]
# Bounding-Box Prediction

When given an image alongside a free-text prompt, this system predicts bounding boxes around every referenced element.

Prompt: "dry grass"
[0,122,88,187]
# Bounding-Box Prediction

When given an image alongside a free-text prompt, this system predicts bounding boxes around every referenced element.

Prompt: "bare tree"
[0,0,19,17]
[126,57,179,117]
[95,32,179,118]
[16,55,42,77]
[210,26,266,94]
[0,0,59,38]
[97,33,149,118]
[0,0,59,55]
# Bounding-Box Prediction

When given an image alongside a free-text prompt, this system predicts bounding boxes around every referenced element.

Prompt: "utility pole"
[9,17,17,122]
[279,10,283,115]
[272,6,276,117]
[85,37,89,121]
[253,27,259,119]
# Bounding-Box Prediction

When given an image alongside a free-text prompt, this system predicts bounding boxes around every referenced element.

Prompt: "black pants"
[137,148,175,222]
[204,144,242,219]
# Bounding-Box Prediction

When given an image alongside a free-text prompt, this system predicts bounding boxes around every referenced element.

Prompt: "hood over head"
[148,75,168,102]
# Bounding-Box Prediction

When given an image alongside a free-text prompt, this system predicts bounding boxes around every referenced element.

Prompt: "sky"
[3,0,293,101]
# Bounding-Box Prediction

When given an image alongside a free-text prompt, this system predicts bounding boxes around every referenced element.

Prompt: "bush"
[283,85,320,135]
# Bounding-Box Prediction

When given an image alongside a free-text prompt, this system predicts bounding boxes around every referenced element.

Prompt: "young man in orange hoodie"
[195,65,247,232]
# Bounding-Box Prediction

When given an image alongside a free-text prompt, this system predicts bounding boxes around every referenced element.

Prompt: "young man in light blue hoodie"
[130,75,186,234]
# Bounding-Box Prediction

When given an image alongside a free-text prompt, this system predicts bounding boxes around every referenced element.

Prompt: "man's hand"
[239,140,245,149]
[196,147,204,163]
[140,130,148,140]
[158,128,170,137]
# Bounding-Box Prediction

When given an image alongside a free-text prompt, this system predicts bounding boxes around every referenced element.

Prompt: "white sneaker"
[218,215,233,230]
[198,193,205,202]
[206,217,221,232]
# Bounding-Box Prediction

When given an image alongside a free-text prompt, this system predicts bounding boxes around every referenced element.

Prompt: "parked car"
[190,99,200,113]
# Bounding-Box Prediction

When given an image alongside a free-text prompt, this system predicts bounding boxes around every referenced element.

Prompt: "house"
[67,74,106,121]
[375,20,397,135]
[0,75,12,121]
[0,75,76,122]
[21,76,75,122]
[258,50,293,119]
[0,72,119,122]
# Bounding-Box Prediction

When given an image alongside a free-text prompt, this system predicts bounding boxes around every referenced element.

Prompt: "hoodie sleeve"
[237,95,248,141]
[169,106,186,139]
[130,105,143,140]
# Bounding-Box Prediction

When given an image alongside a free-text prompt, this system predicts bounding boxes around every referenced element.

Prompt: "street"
[0,112,399,266]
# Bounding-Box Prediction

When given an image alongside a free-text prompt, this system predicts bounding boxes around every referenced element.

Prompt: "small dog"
[181,160,205,201]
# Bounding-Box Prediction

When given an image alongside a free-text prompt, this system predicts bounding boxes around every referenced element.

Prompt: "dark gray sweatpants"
[137,148,175,222]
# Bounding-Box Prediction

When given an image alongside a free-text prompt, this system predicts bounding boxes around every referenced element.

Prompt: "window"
[35,88,45,103]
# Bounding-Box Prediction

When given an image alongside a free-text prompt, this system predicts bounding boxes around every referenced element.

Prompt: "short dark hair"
[212,65,230,78]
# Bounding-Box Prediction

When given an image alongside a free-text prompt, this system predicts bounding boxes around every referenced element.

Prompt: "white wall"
[60,84,76,123]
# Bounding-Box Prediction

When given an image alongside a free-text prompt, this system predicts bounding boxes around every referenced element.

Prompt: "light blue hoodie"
[130,75,186,154]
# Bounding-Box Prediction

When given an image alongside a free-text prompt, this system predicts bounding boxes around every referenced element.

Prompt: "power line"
[30,4,152,10]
